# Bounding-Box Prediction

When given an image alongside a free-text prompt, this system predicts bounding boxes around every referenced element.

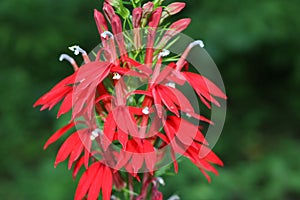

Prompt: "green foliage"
[1,0,300,199]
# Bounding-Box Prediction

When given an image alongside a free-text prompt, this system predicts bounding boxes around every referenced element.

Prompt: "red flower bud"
[103,2,116,23]
[157,18,191,49]
[133,7,143,28]
[94,9,108,35]
[165,2,186,15]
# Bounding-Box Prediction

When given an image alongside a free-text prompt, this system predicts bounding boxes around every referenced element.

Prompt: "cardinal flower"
[34,1,227,199]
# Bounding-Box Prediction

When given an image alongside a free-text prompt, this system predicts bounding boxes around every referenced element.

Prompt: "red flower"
[35,1,227,199]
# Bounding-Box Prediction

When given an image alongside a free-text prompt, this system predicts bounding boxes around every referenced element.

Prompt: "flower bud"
[141,2,154,27]
[132,7,143,28]
[161,2,186,21]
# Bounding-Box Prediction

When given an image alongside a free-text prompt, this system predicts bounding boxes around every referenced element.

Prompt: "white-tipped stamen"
[142,107,150,115]
[186,113,192,118]
[69,45,87,56]
[112,72,121,80]
[156,177,165,186]
[110,195,118,200]
[59,54,79,71]
[101,31,114,39]
[90,128,102,141]
[59,54,75,63]
[190,40,205,48]
[158,49,170,58]
[165,82,176,88]
[167,195,180,200]
[176,40,205,71]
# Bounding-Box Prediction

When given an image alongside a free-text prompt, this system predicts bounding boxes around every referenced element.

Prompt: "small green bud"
[116,5,130,19]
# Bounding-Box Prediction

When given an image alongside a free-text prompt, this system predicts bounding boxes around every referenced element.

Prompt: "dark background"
[1,0,300,199]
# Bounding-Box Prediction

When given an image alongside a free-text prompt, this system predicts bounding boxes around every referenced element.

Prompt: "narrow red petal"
[102,166,113,200]
[87,164,104,200]
[43,122,75,149]
[75,162,101,200]
[54,132,80,167]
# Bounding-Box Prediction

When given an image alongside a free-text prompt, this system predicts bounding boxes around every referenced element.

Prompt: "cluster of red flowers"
[34,0,227,199]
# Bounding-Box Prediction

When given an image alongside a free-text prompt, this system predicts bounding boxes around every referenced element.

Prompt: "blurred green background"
[1,0,300,199]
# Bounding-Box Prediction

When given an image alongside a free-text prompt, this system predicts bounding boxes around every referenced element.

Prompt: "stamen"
[158,49,170,58]
[90,128,102,141]
[156,177,165,186]
[112,72,121,80]
[59,54,78,71]
[186,113,191,118]
[165,82,176,88]
[190,40,205,48]
[59,54,74,63]
[101,31,114,39]
[167,195,180,200]
[142,107,150,115]
[68,45,87,55]
[176,40,205,71]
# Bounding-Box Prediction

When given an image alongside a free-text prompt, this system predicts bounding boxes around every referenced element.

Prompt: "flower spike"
[59,54,78,71]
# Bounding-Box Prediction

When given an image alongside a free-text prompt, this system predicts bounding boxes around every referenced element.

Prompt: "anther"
[68,45,87,56]
[158,49,170,58]
[112,72,121,80]
[142,107,150,115]
[189,40,204,48]
[101,31,114,39]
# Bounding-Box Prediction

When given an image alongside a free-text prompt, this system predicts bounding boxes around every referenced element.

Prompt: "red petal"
[43,122,75,149]
[54,132,80,167]
[87,164,104,200]
[72,62,111,119]
[57,91,73,118]
[68,141,84,169]
[102,166,113,200]
[72,156,85,179]
[143,140,156,172]
[157,87,179,116]
[75,162,101,200]
[103,112,116,150]
[152,88,163,118]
